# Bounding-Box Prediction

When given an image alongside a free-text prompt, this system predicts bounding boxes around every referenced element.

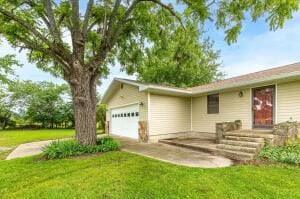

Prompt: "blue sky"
[1,2,300,95]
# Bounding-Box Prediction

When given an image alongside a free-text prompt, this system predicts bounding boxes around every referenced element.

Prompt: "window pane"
[207,94,219,114]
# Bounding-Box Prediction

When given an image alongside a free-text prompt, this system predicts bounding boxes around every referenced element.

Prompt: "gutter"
[191,71,300,95]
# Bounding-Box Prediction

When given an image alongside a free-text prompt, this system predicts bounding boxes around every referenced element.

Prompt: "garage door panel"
[110,104,139,139]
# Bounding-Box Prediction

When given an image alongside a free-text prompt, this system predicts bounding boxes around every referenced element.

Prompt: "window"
[124,113,126,117]
[207,94,219,114]
[131,112,134,117]
[127,113,130,117]
[135,112,139,116]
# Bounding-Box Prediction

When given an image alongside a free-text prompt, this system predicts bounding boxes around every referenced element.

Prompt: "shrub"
[258,144,300,165]
[43,137,119,159]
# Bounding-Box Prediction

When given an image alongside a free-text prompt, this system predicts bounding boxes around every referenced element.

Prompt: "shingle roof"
[189,62,300,92]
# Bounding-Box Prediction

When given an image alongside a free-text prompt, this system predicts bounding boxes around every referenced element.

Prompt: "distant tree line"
[0,80,106,130]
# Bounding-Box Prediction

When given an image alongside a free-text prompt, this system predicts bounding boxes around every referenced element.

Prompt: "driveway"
[5,135,233,168]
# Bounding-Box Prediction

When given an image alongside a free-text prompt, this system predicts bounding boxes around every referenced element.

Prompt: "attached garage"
[110,104,139,139]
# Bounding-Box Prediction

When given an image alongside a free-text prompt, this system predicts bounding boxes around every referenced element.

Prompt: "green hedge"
[258,144,300,165]
[43,137,119,159]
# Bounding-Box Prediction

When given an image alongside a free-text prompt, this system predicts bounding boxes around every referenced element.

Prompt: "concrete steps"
[223,131,274,139]
[220,140,262,148]
[225,136,265,143]
[216,144,257,153]
[216,149,255,161]
[159,130,273,161]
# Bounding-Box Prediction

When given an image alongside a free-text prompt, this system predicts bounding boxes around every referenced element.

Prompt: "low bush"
[258,144,300,165]
[43,137,119,159]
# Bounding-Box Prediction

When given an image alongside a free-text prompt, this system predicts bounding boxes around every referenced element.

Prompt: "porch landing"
[160,130,274,161]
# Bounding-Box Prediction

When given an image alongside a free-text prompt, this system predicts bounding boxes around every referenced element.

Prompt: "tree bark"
[68,61,97,145]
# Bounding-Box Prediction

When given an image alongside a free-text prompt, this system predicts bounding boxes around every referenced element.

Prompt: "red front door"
[253,86,275,128]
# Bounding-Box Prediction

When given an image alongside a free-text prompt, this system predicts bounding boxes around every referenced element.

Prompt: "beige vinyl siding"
[192,89,252,133]
[150,94,191,136]
[277,80,300,122]
[106,84,148,121]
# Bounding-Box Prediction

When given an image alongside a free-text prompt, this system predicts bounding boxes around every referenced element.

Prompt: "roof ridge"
[190,61,300,90]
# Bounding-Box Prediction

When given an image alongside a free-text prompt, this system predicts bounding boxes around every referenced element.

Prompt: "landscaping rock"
[138,121,149,143]
[273,122,299,146]
[216,120,242,143]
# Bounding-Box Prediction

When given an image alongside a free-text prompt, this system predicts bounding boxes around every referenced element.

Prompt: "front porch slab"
[116,136,233,168]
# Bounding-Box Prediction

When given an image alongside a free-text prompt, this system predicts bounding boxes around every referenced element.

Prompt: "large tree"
[0,0,298,145]
[136,23,222,88]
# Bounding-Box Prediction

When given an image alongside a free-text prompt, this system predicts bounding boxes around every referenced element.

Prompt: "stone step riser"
[220,140,261,148]
[223,132,274,139]
[216,144,257,154]
[159,140,216,153]
[216,150,254,161]
[160,139,255,161]
[224,136,264,143]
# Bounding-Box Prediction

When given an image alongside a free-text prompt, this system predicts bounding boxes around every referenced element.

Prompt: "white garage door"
[110,104,139,139]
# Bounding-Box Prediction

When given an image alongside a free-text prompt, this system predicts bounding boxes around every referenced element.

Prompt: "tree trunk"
[68,62,98,145]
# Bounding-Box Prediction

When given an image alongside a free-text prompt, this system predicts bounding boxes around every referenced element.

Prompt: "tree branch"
[82,0,94,40]
[142,0,184,28]
[43,0,62,42]
[0,6,51,47]
[106,0,121,40]
[70,0,82,59]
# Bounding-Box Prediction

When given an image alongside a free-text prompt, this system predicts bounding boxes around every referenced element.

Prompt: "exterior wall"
[192,89,252,133]
[277,80,300,123]
[149,94,191,141]
[106,83,148,121]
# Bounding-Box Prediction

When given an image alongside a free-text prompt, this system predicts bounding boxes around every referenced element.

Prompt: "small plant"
[258,144,300,165]
[43,137,119,159]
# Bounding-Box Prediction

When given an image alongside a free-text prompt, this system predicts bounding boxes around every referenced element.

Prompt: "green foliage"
[0,54,22,84]
[0,89,15,129]
[42,137,119,159]
[258,144,300,165]
[136,23,222,87]
[215,0,299,44]
[8,81,74,128]
[96,103,107,129]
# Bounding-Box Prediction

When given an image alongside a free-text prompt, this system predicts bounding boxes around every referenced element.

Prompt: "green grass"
[0,129,76,147]
[0,152,299,199]
[0,129,105,147]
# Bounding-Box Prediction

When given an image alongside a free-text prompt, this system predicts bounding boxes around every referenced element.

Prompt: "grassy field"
[0,151,299,199]
[0,129,104,147]
[0,129,76,147]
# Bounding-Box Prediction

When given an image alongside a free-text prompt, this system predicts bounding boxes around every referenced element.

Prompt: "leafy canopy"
[0,55,22,84]
[0,0,298,82]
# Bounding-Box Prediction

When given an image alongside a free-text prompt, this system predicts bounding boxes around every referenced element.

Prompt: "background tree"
[0,89,15,129]
[96,103,107,130]
[0,55,22,84]
[136,23,222,88]
[9,81,73,128]
[0,0,298,145]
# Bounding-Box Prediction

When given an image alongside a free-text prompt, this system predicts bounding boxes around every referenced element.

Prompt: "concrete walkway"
[6,140,53,160]
[5,135,233,168]
[117,136,233,168]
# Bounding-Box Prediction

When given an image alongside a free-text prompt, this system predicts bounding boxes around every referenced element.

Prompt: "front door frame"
[252,85,276,129]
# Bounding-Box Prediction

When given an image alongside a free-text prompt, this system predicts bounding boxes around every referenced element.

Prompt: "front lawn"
[0,129,105,147]
[0,151,299,198]
[0,129,76,147]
